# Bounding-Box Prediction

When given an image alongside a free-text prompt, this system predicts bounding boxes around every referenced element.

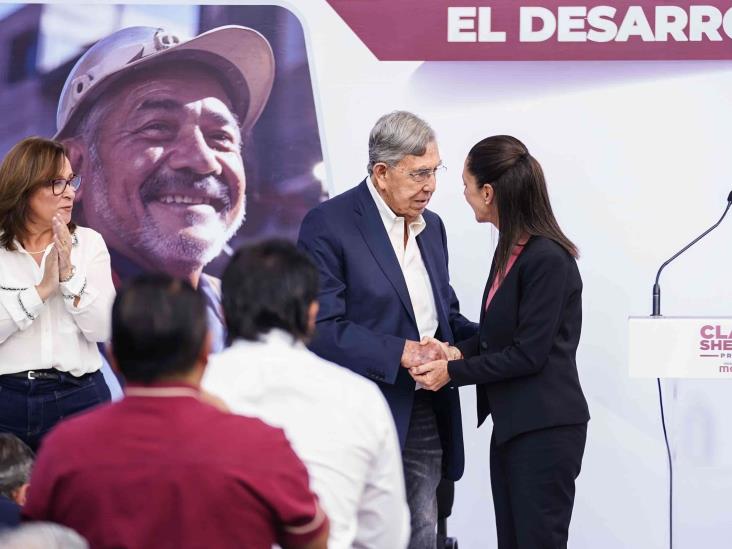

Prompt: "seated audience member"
[0,433,34,528]
[203,240,410,549]
[22,275,328,549]
[0,522,88,548]
[0,137,116,451]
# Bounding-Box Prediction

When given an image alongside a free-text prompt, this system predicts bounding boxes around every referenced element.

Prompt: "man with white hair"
[298,111,478,549]
[57,25,275,352]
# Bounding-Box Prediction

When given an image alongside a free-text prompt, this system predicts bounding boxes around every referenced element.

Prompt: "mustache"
[139,169,232,210]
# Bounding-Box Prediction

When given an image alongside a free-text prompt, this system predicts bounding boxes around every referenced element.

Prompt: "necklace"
[21,241,52,254]
[20,233,78,255]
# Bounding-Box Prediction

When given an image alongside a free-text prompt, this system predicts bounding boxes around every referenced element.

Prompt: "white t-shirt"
[202,329,411,549]
[0,226,115,376]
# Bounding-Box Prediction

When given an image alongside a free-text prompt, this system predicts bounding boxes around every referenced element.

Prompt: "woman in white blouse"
[0,137,115,450]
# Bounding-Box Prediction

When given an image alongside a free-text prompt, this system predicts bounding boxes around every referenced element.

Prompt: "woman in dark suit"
[411,135,590,549]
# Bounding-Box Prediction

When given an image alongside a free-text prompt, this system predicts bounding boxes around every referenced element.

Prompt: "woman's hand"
[36,246,59,301]
[420,336,462,361]
[409,359,451,391]
[52,215,74,281]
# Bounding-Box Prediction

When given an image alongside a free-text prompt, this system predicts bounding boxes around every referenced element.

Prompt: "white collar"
[365,176,426,234]
[230,329,307,352]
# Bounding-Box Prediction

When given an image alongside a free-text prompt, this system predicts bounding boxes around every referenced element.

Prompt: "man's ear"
[198,332,212,369]
[188,332,212,385]
[307,300,319,336]
[12,483,30,506]
[63,137,86,201]
[371,163,389,191]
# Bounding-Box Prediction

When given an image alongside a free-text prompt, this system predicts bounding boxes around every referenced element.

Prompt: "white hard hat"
[55,25,275,139]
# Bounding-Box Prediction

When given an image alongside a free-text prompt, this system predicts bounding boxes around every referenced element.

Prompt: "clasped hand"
[36,215,74,302]
[400,337,461,391]
[52,214,74,281]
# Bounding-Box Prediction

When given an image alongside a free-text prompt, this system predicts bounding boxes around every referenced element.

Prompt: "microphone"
[652,190,732,316]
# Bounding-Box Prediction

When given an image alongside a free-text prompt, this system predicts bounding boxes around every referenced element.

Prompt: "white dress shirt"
[202,329,411,549]
[0,226,115,376]
[366,177,439,341]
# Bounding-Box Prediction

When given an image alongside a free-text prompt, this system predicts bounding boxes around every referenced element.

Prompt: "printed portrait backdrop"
[0,3,325,285]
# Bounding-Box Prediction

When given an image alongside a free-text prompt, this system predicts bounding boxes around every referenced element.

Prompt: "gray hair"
[367,111,435,175]
[0,433,33,499]
[0,523,89,549]
[76,98,114,149]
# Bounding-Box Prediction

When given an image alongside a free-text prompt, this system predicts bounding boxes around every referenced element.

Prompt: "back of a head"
[0,522,89,549]
[111,274,208,383]
[0,433,34,501]
[222,239,319,343]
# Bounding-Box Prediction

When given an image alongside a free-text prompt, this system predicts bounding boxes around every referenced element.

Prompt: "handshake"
[400,337,462,391]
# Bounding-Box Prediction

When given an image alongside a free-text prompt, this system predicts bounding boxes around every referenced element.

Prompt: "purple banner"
[326,0,732,60]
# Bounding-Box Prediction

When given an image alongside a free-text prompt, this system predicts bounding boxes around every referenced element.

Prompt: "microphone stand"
[650,190,732,549]
[652,191,732,317]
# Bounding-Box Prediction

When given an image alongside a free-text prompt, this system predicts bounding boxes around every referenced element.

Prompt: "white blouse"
[0,226,115,376]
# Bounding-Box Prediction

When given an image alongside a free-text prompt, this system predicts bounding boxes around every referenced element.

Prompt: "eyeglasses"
[391,164,447,183]
[49,175,82,196]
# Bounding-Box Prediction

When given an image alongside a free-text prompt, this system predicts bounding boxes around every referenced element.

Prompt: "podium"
[629,317,732,379]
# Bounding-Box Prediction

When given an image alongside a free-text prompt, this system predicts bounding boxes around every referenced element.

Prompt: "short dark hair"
[111,274,208,383]
[0,433,34,499]
[222,239,319,343]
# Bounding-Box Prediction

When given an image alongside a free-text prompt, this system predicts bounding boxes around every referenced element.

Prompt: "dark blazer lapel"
[416,232,450,333]
[354,180,417,325]
[481,236,537,322]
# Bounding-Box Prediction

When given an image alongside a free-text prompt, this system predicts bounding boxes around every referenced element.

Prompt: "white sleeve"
[0,287,44,344]
[61,232,115,343]
[354,393,411,549]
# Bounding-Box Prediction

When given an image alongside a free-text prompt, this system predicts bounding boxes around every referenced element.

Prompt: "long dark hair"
[0,137,76,251]
[466,135,578,278]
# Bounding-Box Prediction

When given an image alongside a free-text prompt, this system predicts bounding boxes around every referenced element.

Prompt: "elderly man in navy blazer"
[298,111,477,549]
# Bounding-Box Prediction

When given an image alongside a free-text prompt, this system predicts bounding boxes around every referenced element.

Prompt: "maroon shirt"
[23,384,327,549]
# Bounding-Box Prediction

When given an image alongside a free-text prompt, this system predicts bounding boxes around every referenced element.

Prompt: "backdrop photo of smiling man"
[56,25,275,353]
[298,111,478,549]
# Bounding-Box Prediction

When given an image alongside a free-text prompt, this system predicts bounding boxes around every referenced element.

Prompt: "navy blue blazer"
[297,179,477,480]
[449,236,590,445]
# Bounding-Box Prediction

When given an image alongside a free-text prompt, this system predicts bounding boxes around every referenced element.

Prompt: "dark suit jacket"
[297,179,477,480]
[0,495,20,528]
[449,236,590,445]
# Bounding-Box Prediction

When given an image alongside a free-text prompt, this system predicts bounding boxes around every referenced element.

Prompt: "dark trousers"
[0,370,110,452]
[490,423,587,549]
[403,390,443,549]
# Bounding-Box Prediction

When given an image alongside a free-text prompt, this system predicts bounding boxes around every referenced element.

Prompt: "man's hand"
[409,360,451,391]
[401,339,445,368]
[420,336,463,361]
